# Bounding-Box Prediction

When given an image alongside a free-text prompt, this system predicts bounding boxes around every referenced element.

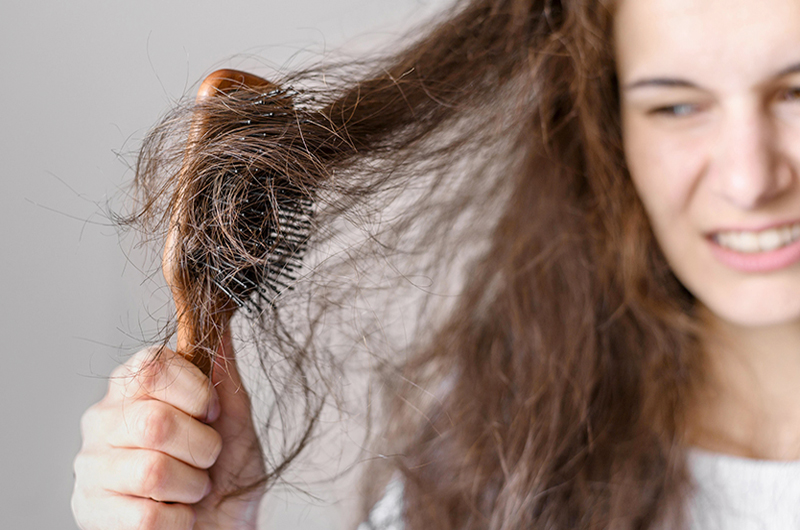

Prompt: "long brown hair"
[128,0,705,527]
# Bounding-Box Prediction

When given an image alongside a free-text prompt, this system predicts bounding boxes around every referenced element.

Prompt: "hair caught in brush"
[124,0,704,528]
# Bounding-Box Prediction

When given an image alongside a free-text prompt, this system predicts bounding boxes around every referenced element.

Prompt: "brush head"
[164,69,313,375]
[184,149,314,311]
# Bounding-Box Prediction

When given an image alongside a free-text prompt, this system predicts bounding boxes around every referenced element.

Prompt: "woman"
[72,0,800,528]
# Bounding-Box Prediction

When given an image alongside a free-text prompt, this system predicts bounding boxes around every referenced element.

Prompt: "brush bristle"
[183,87,314,313]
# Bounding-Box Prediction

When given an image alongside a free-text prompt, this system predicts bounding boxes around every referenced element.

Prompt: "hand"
[72,331,266,529]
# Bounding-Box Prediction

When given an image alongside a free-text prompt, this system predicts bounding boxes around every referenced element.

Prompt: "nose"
[710,104,794,209]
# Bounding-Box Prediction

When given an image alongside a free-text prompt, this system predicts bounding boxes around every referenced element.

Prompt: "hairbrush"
[163,69,313,376]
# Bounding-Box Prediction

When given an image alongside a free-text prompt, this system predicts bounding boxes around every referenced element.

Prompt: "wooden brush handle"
[164,69,277,376]
[195,69,276,102]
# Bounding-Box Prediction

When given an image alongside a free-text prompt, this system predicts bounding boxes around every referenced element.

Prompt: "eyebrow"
[623,62,800,92]
[622,78,700,91]
[774,61,800,78]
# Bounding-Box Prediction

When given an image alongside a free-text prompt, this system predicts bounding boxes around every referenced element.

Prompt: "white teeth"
[781,225,793,243]
[758,230,782,251]
[715,222,800,253]
[739,231,760,252]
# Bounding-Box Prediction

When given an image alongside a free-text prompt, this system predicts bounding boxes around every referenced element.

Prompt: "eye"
[648,103,699,117]
[777,86,800,102]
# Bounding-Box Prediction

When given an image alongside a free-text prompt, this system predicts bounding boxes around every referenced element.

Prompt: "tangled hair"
[128,0,706,527]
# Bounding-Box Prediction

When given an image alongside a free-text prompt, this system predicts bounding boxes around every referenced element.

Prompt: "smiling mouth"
[712,222,800,253]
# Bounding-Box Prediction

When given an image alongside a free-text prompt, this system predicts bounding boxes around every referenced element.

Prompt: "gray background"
[0,0,448,527]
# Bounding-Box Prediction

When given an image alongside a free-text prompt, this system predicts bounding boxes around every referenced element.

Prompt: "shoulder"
[357,479,405,530]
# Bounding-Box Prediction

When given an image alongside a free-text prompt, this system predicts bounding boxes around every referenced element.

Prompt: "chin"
[697,283,800,329]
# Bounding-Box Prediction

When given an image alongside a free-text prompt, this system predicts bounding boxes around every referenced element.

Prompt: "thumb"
[210,327,255,424]
[195,328,267,527]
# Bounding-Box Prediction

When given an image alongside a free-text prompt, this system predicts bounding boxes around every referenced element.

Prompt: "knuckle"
[135,360,165,397]
[114,348,171,398]
[137,404,174,449]
[72,452,88,480]
[79,406,98,440]
[109,366,139,399]
[132,345,167,368]
[109,361,130,380]
[137,452,170,497]
[109,359,144,391]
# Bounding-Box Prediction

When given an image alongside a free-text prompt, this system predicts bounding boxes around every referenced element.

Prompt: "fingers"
[206,329,261,455]
[102,399,223,469]
[72,346,225,530]
[108,346,220,422]
[72,488,196,530]
[75,448,211,504]
[73,345,265,530]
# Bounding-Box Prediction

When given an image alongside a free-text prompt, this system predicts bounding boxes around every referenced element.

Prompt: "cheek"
[622,117,713,298]
[623,120,707,229]
[776,117,800,166]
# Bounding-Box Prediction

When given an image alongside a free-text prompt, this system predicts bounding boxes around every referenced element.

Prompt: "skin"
[616,0,800,459]
[73,74,267,530]
[72,1,800,528]
[71,332,265,530]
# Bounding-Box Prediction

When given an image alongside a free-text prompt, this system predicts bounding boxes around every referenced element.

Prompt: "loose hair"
[127,0,706,528]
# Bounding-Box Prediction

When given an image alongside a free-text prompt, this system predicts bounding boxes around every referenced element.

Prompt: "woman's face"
[616,0,800,327]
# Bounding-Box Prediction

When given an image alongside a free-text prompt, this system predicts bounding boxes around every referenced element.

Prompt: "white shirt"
[359,450,800,529]
[687,448,800,529]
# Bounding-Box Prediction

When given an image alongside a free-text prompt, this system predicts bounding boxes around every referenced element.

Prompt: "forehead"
[614,0,800,85]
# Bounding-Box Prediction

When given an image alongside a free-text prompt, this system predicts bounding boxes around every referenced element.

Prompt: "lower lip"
[708,235,800,273]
